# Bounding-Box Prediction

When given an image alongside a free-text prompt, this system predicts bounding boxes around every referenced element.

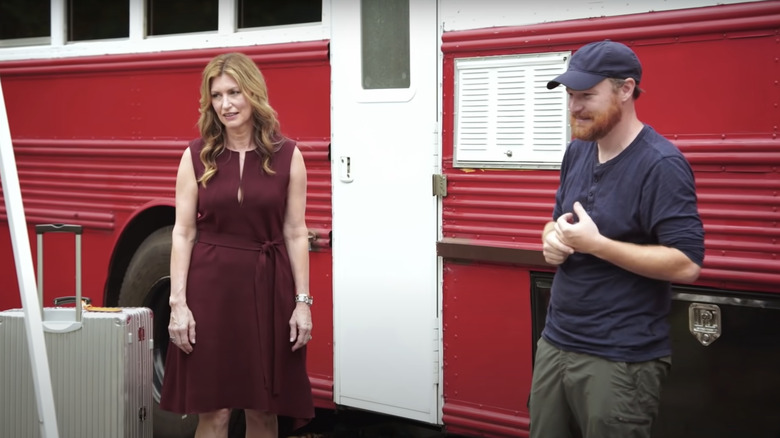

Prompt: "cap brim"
[547,70,607,90]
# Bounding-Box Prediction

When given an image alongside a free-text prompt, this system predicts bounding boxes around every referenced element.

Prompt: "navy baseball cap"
[547,40,642,90]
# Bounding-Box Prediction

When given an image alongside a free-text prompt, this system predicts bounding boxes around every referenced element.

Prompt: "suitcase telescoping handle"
[36,223,85,333]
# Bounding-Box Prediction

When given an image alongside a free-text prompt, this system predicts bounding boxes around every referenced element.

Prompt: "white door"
[330,0,440,424]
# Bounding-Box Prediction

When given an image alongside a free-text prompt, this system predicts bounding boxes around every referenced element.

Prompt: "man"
[529,40,705,438]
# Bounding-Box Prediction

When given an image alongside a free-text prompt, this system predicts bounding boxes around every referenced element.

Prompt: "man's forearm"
[590,238,701,283]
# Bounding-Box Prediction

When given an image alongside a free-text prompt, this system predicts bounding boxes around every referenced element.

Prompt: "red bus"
[1,1,779,437]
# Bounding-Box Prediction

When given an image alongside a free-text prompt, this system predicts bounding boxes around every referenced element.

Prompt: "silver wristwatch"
[295,294,313,306]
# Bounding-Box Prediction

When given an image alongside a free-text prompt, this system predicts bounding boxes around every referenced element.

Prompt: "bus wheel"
[118,226,198,438]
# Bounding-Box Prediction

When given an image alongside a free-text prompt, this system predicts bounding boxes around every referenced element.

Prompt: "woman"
[161,52,314,438]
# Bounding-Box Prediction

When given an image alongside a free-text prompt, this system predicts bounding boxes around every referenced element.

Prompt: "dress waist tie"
[197,231,286,396]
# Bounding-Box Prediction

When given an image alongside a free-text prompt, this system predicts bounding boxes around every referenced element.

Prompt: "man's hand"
[555,201,604,255]
[542,221,575,265]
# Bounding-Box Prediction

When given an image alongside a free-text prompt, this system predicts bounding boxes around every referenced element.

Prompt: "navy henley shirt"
[543,125,705,362]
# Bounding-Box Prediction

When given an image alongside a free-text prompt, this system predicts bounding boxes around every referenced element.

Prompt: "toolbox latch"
[689,303,721,346]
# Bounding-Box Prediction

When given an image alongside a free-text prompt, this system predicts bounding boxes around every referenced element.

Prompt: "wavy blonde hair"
[197,52,280,186]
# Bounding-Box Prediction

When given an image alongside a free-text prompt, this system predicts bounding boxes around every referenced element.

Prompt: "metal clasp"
[688,303,721,346]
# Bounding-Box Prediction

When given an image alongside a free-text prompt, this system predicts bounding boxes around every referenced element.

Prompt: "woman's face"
[210,73,252,131]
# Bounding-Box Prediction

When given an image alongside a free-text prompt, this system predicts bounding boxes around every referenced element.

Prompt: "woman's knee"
[245,409,277,428]
[199,409,232,430]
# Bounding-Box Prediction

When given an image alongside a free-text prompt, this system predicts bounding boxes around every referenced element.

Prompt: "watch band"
[295,294,313,306]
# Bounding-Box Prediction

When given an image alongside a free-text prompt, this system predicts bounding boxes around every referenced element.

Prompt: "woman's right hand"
[168,304,196,354]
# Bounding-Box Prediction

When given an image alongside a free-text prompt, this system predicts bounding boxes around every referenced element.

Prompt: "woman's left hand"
[289,302,313,352]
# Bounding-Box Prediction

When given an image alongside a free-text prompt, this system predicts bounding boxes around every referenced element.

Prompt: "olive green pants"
[529,337,670,438]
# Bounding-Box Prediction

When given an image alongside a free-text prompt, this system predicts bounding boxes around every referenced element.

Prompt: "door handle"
[339,156,353,183]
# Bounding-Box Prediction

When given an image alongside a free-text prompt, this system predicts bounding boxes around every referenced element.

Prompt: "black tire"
[118,226,199,438]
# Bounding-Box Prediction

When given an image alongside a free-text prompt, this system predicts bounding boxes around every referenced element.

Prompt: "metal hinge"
[432,174,447,197]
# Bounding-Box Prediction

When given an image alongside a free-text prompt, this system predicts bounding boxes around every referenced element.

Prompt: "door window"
[361,0,410,89]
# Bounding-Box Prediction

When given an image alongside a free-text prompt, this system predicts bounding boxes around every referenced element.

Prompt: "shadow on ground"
[229,407,463,438]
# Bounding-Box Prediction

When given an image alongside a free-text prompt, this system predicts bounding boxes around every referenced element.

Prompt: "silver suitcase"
[0,224,153,438]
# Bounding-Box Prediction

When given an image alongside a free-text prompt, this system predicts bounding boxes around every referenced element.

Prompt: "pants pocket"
[608,358,668,428]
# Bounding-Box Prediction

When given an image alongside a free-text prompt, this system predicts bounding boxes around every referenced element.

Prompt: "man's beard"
[570,93,622,142]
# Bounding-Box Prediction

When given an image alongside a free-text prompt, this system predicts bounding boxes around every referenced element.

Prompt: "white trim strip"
[219,0,238,35]
[50,0,66,47]
[129,0,145,42]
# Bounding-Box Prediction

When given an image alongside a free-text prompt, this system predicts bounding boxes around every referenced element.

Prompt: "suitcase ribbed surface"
[0,307,153,438]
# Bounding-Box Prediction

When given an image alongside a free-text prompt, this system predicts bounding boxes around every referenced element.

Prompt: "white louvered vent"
[454,52,570,168]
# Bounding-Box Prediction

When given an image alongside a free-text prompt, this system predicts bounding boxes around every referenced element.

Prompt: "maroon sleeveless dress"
[160,138,314,426]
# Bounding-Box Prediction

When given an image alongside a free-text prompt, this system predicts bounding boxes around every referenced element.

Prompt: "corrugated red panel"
[299,139,335,406]
[443,170,558,247]
[679,136,780,291]
[442,262,533,437]
[299,139,333,250]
